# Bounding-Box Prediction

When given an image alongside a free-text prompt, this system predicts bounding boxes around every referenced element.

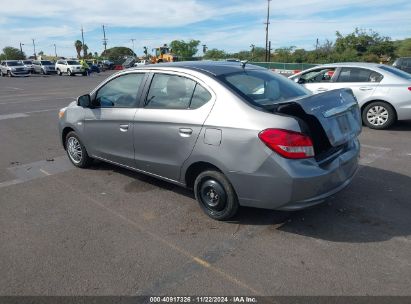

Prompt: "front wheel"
[194,170,239,220]
[7,70,12,77]
[65,131,92,168]
[67,69,72,76]
[362,102,396,130]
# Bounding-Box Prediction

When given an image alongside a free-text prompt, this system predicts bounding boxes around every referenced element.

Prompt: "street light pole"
[32,39,36,58]
[264,0,272,62]
[131,39,136,56]
[54,44,57,57]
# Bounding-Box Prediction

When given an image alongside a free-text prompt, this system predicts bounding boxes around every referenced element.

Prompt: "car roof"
[129,61,266,76]
[317,62,384,68]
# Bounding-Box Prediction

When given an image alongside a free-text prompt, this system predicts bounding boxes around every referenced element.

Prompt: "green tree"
[0,47,26,60]
[169,39,200,60]
[101,47,135,62]
[395,38,411,57]
[203,48,227,60]
[74,40,83,59]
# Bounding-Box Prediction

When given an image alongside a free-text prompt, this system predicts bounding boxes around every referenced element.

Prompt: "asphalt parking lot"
[0,73,410,296]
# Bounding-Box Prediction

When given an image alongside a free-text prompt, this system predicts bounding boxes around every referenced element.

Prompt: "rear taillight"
[258,129,315,159]
[408,87,411,91]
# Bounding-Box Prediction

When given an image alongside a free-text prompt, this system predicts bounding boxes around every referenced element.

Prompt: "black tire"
[194,170,239,220]
[362,101,396,130]
[67,69,72,76]
[65,131,92,168]
[57,69,62,76]
[7,70,12,77]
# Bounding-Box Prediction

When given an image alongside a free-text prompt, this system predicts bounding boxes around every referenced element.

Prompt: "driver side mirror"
[297,78,305,84]
[77,94,91,108]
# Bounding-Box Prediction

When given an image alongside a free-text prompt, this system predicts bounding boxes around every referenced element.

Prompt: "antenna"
[241,60,249,69]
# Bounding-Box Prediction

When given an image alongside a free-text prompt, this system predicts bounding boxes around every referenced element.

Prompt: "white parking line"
[0,113,29,120]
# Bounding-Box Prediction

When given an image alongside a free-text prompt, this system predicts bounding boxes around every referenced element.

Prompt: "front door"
[133,72,214,181]
[298,67,336,94]
[83,72,146,167]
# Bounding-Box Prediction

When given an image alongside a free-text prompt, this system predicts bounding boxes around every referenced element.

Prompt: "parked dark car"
[393,57,411,74]
[86,61,100,73]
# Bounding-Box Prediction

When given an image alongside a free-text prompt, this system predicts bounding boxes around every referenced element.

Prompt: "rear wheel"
[65,131,92,168]
[7,70,12,77]
[67,69,72,76]
[194,170,239,220]
[362,101,396,130]
[57,69,62,76]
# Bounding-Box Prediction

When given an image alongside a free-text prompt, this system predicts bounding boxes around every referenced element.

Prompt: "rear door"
[329,67,383,104]
[133,72,215,181]
[82,72,147,167]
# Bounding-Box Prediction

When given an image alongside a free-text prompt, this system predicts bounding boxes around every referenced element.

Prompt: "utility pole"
[264,0,272,62]
[81,26,85,58]
[202,44,208,54]
[32,39,36,58]
[19,42,24,54]
[102,25,108,55]
[54,44,57,57]
[130,39,136,56]
[268,41,272,63]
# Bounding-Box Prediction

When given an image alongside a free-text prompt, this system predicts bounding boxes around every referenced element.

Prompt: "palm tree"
[83,44,89,58]
[74,40,82,59]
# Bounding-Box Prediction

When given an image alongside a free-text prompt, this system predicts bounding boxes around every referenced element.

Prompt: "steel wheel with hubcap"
[362,101,395,130]
[194,170,239,220]
[65,131,92,168]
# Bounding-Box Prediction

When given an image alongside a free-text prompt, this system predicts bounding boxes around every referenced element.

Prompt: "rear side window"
[379,65,411,80]
[221,70,309,107]
[145,74,211,109]
[95,73,145,108]
[337,68,383,83]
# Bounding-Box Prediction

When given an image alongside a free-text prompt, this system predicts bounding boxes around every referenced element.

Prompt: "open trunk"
[276,88,361,160]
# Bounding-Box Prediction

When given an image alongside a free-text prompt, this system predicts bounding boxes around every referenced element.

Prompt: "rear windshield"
[41,61,53,65]
[219,69,310,107]
[7,61,23,66]
[23,61,32,64]
[67,61,79,65]
[379,66,411,80]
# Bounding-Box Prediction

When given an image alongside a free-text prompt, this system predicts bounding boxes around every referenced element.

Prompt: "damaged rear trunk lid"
[276,88,362,157]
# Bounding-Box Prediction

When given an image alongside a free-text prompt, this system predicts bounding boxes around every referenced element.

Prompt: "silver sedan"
[290,62,411,129]
[58,62,361,220]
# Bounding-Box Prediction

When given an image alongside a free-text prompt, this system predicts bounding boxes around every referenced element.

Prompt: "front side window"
[95,73,145,108]
[41,61,53,66]
[337,67,383,83]
[299,68,335,84]
[145,74,211,109]
[221,70,309,107]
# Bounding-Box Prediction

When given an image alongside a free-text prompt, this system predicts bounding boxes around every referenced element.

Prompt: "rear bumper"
[227,139,360,210]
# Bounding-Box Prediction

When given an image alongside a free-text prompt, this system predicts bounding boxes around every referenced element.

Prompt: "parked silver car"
[290,63,411,129]
[58,62,361,220]
[19,60,34,73]
[0,60,29,77]
[32,60,57,75]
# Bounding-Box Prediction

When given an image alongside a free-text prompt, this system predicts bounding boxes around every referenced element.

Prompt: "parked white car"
[55,59,85,76]
[290,63,411,129]
[134,59,150,67]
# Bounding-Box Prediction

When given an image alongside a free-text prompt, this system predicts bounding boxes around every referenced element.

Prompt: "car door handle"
[317,87,328,92]
[359,87,373,91]
[179,128,193,137]
[119,124,129,132]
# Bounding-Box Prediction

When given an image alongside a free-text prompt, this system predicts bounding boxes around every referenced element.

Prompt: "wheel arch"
[184,161,222,189]
[62,126,75,150]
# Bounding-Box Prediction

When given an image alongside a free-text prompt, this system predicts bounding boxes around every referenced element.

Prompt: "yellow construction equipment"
[151,44,177,63]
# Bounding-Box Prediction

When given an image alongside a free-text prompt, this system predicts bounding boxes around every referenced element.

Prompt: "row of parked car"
[0,59,114,77]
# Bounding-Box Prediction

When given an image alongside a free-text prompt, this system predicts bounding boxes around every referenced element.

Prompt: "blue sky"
[1,0,410,58]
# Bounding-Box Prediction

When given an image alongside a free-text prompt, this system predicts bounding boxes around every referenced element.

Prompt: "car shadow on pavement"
[238,165,411,243]
[88,162,411,243]
[382,120,411,131]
